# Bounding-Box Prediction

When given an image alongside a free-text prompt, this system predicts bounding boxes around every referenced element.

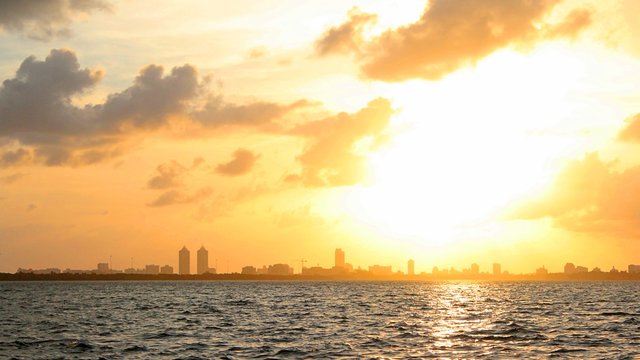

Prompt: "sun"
[341,47,593,245]
[344,130,557,245]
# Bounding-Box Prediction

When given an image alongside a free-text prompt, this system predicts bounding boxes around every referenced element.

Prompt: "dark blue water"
[1,281,639,358]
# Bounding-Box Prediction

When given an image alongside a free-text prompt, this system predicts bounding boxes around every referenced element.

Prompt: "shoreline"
[2,272,640,282]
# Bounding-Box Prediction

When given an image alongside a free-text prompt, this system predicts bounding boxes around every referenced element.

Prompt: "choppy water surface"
[1,281,640,358]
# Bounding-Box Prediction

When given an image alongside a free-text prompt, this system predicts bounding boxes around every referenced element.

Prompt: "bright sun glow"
[343,47,594,244]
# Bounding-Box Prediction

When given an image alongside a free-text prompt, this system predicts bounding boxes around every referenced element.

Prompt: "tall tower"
[408,259,415,276]
[493,263,501,276]
[335,248,345,268]
[197,246,209,274]
[179,246,190,275]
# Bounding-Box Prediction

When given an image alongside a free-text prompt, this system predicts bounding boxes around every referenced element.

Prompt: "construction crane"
[292,259,307,274]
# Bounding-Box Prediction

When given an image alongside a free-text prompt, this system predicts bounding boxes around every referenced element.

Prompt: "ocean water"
[1,281,639,359]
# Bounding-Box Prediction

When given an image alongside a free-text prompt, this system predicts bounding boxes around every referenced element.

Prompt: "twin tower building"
[178,246,216,275]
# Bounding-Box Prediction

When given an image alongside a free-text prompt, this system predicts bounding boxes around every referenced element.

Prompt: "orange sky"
[2,0,640,274]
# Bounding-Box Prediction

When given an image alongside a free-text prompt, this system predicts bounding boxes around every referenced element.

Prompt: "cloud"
[544,8,592,40]
[193,98,311,130]
[287,97,393,187]
[0,0,111,41]
[316,1,592,81]
[617,113,640,142]
[315,8,377,57]
[0,172,27,184]
[511,153,640,237]
[97,64,202,131]
[0,49,103,138]
[0,49,308,167]
[146,158,215,206]
[215,148,259,176]
[191,157,205,169]
[148,187,212,207]
[246,46,268,60]
[147,160,188,189]
[0,148,33,166]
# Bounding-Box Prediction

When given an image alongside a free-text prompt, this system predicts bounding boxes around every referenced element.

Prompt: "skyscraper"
[493,263,501,275]
[179,246,190,275]
[197,246,209,274]
[335,248,345,268]
[470,263,479,274]
[407,259,415,276]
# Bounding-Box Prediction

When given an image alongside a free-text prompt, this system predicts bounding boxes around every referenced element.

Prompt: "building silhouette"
[97,263,110,274]
[470,263,479,274]
[268,263,293,275]
[575,265,588,273]
[241,266,257,275]
[493,263,501,276]
[160,265,173,274]
[302,266,334,276]
[144,264,160,275]
[179,246,190,275]
[197,246,209,275]
[564,262,575,274]
[369,265,392,275]
[407,259,415,276]
[17,268,61,274]
[335,248,345,268]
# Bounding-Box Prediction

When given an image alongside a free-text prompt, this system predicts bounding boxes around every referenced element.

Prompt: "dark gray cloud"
[0,148,33,166]
[0,0,111,41]
[97,64,201,131]
[316,1,592,81]
[0,49,103,138]
[0,48,308,167]
[148,187,212,207]
[287,97,393,187]
[215,148,259,176]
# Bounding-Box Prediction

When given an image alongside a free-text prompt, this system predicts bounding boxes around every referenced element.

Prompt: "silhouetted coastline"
[3,272,640,282]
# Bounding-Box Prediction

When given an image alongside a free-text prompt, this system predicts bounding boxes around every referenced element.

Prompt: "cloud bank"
[0,49,307,167]
[0,0,111,41]
[316,0,592,81]
[287,98,393,187]
[512,153,640,237]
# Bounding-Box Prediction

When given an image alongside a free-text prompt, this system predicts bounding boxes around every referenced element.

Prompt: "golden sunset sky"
[2,0,640,274]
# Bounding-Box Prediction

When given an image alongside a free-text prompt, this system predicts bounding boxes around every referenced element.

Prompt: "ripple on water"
[1,281,640,358]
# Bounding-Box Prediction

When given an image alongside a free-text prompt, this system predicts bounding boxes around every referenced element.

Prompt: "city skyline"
[9,246,640,278]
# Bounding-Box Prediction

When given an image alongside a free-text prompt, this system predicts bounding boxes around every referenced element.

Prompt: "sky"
[2,0,640,274]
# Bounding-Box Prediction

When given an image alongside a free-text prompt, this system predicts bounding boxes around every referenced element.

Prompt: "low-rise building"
[241,266,257,275]
[369,265,393,276]
[144,264,160,275]
[268,263,293,275]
